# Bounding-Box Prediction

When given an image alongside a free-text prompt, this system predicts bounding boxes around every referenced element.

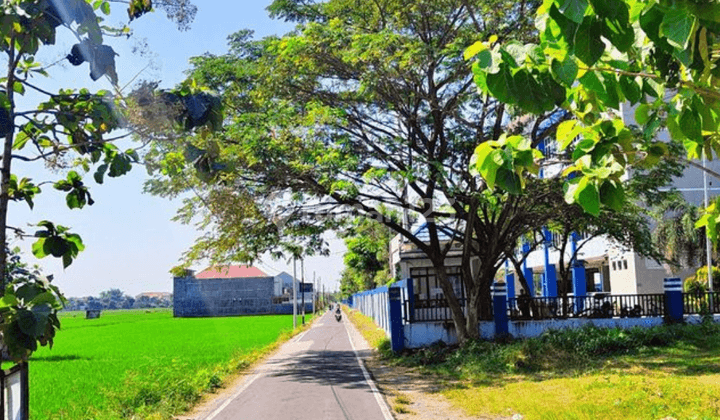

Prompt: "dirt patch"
[364,356,512,420]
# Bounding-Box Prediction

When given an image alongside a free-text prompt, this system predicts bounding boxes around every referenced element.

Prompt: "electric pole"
[292,256,297,329]
[301,258,306,325]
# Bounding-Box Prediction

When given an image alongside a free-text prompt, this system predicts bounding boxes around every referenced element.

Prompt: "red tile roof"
[195,265,268,279]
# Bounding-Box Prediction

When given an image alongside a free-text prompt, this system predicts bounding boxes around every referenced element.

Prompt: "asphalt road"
[199,309,393,420]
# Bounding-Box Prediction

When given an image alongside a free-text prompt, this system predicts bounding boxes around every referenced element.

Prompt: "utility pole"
[312,271,316,313]
[292,256,297,329]
[704,155,715,310]
[301,258,306,325]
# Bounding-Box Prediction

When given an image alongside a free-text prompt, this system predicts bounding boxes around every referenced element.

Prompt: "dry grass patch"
[443,372,720,420]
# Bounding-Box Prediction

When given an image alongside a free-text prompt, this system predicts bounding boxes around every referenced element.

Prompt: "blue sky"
[10,0,346,297]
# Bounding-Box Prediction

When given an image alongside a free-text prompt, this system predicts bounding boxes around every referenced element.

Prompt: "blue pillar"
[543,228,557,297]
[406,277,415,323]
[664,277,683,323]
[571,233,586,313]
[505,260,516,301]
[388,287,405,352]
[492,282,509,337]
[522,242,534,296]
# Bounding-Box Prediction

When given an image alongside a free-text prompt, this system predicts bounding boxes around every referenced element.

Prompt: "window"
[411,266,464,303]
[612,262,617,271]
[623,260,628,270]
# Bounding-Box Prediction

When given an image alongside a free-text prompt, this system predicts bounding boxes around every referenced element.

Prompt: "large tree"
[146,0,578,343]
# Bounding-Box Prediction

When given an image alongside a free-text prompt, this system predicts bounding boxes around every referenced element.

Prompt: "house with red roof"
[173,265,313,317]
[195,265,268,279]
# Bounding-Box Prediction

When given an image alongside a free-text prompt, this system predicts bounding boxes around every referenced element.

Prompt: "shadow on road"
[266,349,370,390]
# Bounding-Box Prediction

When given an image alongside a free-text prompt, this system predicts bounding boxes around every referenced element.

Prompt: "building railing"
[682,291,720,315]
[405,298,468,322]
[507,293,666,320]
[408,293,673,323]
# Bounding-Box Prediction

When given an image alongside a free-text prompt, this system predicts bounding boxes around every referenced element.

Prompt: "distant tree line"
[63,288,172,311]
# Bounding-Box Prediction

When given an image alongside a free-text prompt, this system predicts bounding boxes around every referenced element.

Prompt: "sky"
[9,0,347,297]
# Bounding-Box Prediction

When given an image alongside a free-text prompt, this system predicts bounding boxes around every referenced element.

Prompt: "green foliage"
[31,221,84,268]
[339,212,396,296]
[684,265,720,293]
[651,195,714,270]
[0,248,65,362]
[467,0,720,223]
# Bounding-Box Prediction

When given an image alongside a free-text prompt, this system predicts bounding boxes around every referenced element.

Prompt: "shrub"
[684,266,720,293]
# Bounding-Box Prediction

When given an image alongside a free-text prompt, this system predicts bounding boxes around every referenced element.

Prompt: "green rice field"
[27,309,300,419]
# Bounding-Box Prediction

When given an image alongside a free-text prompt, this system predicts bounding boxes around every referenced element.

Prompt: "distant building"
[273,271,313,303]
[135,292,172,300]
[173,266,313,317]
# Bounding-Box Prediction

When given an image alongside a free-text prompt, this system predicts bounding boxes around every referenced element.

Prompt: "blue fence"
[350,277,720,351]
[350,280,409,337]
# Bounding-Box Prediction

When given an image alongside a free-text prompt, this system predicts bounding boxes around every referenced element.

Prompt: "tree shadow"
[265,349,371,390]
[31,354,90,362]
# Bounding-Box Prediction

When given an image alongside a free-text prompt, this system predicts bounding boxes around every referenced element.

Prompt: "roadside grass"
[345,306,390,350]
[29,309,309,419]
[349,308,720,419]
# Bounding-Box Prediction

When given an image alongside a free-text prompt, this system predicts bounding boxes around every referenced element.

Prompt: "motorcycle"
[335,307,342,322]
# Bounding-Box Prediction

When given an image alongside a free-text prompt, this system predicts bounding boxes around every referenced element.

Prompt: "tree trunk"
[0,44,17,291]
[464,285,480,340]
[434,263,470,343]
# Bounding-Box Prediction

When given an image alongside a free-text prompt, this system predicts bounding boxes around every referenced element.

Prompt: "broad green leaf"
[557,120,581,149]
[485,66,514,104]
[578,71,605,96]
[16,309,37,336]
[30,292,59,307]
[574,177,600,216]
[557,0,589,24]
[549,4,581,44]
[641,79,659,98]
[44,236,68,258]
[634,104,651,125]
[472,63,488,92]
[62,253,72,269]
[12,81,24,95]
[601,73,621,110]
[551,56,578,87]
[592,0,634,51]
[32,238,47,258]
[574,18,605,66]
[599,181,624,211]
[572,138,596,160]
[1,293,18,307]
[12,132,30,150]
[660,8,696,50]
[679,108,702,142]
[66,190,82,209]
[496,167,522,195]
[619,76,642,105]
[512,69,550,114]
